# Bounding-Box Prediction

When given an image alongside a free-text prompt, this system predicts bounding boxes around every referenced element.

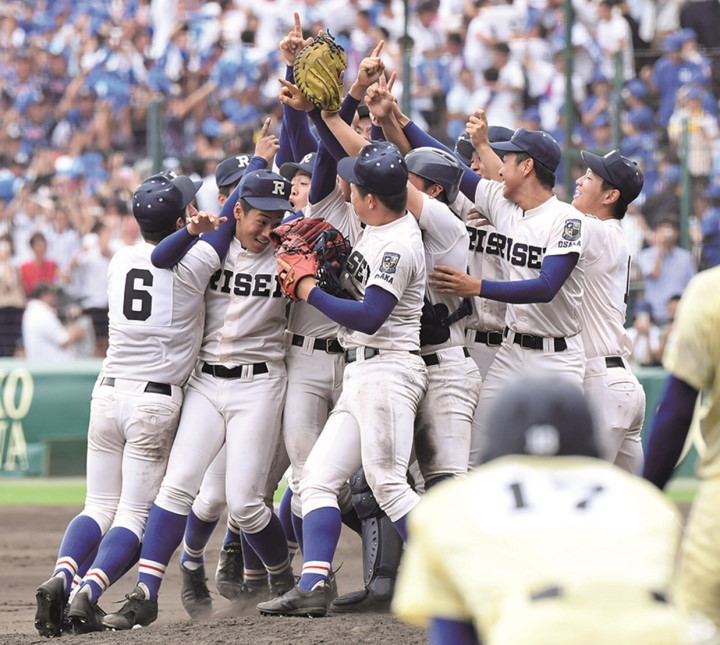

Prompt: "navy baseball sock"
[181,510,219,569]
[291,511,304,554]
[298,507,341,591]
[53,514,103,595]
[137,505,187,601]
[82,527,140,603]
[278,488,300,556]
[392,514,409,541]
[241,532,268,589]
[222,517,242,547]
[243,513,291,582]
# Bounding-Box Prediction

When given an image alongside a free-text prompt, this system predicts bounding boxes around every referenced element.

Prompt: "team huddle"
[34,16,681,642]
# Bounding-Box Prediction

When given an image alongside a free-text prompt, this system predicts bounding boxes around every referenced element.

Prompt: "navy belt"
[474,330,503,347]
[101,377,172,396]
[291,333,343,354]
[422,347,470,367]
[605,356,625,369]
[202,362,268,378]
[345,348,420,363]
[504,327,567,352]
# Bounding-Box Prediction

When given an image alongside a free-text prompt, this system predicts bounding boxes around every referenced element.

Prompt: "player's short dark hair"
[218,180,241,198]
[600,178,629,219]
[515,152,556,190]
[141,225,178,244]
[355,185,408,214]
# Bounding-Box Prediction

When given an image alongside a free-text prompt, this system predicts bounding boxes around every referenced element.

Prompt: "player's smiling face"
[499,152,525,199]
[572,169,609,214]
[235,205,284,253]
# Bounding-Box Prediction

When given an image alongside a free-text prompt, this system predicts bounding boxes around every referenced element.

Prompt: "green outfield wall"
[0,360,698,480]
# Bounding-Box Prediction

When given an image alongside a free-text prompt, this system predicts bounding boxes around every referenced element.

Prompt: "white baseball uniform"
[452,191,508,467]
[153,236,289,535]
[300,211,429,523]
[416,194,482,483]
[580,215,645,474]
[470,180,587,463]
[85,240,216,538]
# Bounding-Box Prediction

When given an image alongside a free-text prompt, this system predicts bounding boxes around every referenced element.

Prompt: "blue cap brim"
[337,156,361,186]
[490,140,524,154]
[243,196,293,212]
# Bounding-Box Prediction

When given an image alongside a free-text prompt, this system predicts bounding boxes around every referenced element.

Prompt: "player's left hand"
[278,78,315,112]
[277,256,317,301]
[187,205,227,236]
[429,265,482,297]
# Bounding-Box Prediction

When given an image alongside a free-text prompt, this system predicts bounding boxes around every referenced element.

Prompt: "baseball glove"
[293,32,347,112]
[313,227,353,299]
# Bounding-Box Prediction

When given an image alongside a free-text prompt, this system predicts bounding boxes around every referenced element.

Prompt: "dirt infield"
[1,506,425,645]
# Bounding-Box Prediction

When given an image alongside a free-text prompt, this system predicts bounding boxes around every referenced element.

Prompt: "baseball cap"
[481,377,600,463]
[238,169,293,211]
[707,179,720,200]
[624,105,654,130]
[662,33,681,52]
[279,152,317,181]
[683,85,703,101]
[581,149,644,205]
[623,79,648,100]
[356,103,371,120]
[491,128,562,173]
[132,171,202,232]
[337,141,408,195]
[215,154,252,188]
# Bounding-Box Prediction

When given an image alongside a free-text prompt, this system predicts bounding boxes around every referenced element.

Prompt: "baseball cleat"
[102,585,158,630]
[180,563,213,620]
[257,582,333,618]
[268,568,296,598]
[67,592,106,633]
[330,587,392,613]
[34,576,66,638]
[215,543,244,600]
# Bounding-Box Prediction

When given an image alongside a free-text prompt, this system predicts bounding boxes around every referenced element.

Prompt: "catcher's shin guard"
[330,469,403,613]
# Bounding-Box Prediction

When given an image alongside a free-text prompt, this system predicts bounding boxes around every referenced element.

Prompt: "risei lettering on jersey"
[467,228,546,269]
[209,269,283,298]
[0,367,33,472]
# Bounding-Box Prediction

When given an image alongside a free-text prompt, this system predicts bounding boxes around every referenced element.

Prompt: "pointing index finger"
[260,117,271,137]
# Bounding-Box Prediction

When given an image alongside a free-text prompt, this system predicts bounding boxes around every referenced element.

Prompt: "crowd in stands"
[1,0,719,364]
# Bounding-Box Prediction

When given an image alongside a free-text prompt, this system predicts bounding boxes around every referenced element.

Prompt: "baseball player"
[375,93,514,466]
[257,137,428,618]
[644,265,720,628]
[176,148,292,618]
[102,167,296,630]
[428,115,587,460]
[571,149,646,474]
[393,377,711,645]
[34,171,225,636]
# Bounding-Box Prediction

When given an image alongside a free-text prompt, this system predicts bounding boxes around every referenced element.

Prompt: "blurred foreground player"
[394,377,717,645]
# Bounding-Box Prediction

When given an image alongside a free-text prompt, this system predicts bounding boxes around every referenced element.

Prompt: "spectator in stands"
[21,283,87,361]
[478,42,525,130]
[626,304,662,367]
[658,293,682,357]
[595,0,635,80]
[20,232,58,297]
[621,105,659,198]
[0,234,25,357]
[668,85,718,191]
[699,179,720,269]
[680,0,720,48]
[642,164,682,230]
[637,217,697,324]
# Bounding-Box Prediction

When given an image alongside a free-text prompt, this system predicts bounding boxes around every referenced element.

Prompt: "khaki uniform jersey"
[664,266,720,626]
[393,456,693,645]
[580,215,645,474]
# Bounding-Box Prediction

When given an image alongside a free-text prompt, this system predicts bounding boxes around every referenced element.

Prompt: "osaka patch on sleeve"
[562,219,582,242]
[381,252,401,274]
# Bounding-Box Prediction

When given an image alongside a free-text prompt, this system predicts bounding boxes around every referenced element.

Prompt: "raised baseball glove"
[293,31,347,112]
[271,218,351,301]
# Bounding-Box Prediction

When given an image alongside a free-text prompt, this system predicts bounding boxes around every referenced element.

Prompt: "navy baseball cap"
[581,149,644,205]
[279,152,317,181]
[481,377,600,463]
[624,105,654,130]
[337,141,408,195]
[455,126,514,166]
[132,171,202,232]
[215,154,252,188]
[238,169,293,211]
[491,128,562,173]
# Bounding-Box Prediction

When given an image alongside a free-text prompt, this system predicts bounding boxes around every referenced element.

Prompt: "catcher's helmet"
[454,126,514,166]
[481,376,600,463]
[405,147,463,203]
